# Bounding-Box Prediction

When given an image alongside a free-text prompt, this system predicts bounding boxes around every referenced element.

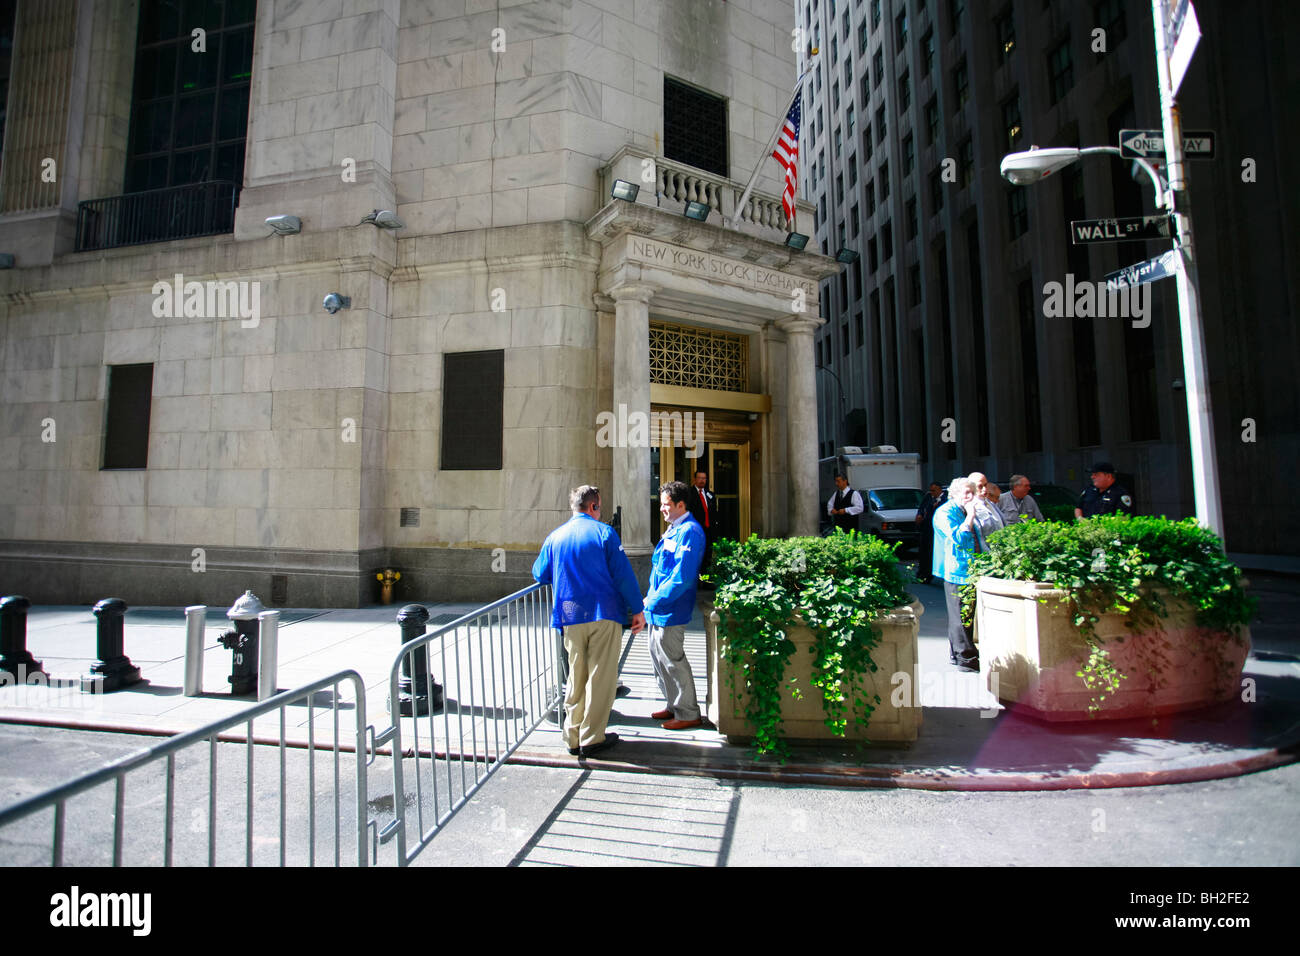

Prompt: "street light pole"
[1151,0,1224,538]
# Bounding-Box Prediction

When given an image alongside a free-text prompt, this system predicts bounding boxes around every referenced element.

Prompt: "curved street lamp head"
[1000,146,1081,185]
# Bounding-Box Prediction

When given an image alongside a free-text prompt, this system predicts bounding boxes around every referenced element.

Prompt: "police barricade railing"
[372,582,561,866]
[0,670,372,867]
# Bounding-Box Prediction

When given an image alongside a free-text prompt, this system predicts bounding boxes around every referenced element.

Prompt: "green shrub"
[710,532,913,758]
[962,516,1255,706]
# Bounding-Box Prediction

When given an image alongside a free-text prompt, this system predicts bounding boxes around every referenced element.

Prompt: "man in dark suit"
[685,469,717,573]
[914,480,947,583]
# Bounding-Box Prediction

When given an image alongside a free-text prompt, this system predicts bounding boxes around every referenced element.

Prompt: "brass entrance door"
[655,440,750,543]
[706,443,749,542]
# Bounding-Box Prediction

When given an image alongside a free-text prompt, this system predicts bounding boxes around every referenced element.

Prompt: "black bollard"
[396,604,443,717]
[0,595,45,682]
[82,598,142,693]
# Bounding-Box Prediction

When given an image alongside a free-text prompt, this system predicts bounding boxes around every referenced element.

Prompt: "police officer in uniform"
[1074,461,1135,518]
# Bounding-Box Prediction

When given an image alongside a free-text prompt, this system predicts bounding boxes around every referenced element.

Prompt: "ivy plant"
[960,515,1255,710]
[710,533,913,759]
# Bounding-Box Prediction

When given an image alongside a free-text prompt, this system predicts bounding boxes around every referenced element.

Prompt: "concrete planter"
[975,577,1251,721]
[703,598,923,745]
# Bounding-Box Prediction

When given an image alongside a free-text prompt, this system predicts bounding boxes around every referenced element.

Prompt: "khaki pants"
[562,619,623,749]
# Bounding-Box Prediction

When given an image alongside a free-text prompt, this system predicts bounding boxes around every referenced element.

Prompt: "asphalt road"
[2,723,1296,868]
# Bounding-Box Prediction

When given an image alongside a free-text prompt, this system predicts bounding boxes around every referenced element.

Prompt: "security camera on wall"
[323,293,351,314]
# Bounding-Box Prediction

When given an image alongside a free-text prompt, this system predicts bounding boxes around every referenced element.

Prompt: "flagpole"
[729,70,809,230]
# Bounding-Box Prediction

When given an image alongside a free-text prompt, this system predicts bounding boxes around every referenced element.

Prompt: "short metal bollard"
[82,598,142,693]
[183,605,206,696]
[395,603,443,717]
[218,591,264,695]
[0,595,44,682]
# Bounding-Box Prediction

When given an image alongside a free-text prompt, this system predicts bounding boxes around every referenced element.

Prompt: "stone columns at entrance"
[777,315,824,536]
[611,283,657,555]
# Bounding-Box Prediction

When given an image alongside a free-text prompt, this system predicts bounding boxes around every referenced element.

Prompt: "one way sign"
[1119,129,1215,159]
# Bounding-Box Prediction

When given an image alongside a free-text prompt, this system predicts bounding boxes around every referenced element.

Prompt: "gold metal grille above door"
[649,321,748,392]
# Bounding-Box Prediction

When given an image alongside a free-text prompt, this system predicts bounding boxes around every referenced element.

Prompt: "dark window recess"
[1018,279,1042,452]
[1048,36,1074,105]
[937,241,955,457]
[441,350,505,470]
[966,222,990,456]
[125,0,256,194]
[270,574,288,605]
[103,364,154,469]
[664,77,728,178]
[0,0,17,181]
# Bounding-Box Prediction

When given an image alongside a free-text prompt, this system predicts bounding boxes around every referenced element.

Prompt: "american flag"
[772,95,802,226]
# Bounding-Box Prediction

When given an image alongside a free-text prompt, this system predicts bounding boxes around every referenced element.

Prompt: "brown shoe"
[661,718,702,731]
[651,708,674,720]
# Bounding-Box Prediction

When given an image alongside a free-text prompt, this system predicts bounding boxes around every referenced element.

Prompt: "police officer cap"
[1090,461,1116,474]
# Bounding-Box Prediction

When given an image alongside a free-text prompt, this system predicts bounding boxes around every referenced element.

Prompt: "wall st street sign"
[1119,129,1215,159]
[1071,215,1176,245]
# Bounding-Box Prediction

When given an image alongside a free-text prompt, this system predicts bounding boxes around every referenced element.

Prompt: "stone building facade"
[0,0,839,607]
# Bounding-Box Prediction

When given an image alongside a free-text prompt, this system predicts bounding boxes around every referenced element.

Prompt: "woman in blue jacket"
[932,476,981,671]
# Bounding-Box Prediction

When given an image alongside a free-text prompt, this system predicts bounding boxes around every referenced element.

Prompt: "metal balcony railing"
[75,180,239,252]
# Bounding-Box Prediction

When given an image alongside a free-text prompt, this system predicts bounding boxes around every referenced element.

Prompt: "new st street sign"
[1119,129,1215,159]
[1104,249,1181,290]
[1072,215,1176,245]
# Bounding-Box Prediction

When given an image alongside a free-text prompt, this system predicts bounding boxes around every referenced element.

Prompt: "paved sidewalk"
[2,572,1297,793]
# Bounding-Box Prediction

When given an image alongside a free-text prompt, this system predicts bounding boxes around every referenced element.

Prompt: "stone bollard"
[395,604,443,717]
[0,595,45,682]
[82,598,142,693]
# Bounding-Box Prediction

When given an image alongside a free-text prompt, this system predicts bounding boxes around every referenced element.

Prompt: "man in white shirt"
[967,472,1005,546]
[826,473,864,533]
[999,474,1045,524]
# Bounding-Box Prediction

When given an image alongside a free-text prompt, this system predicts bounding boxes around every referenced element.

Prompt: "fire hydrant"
[376,569,401,605]
[218,590,264,695]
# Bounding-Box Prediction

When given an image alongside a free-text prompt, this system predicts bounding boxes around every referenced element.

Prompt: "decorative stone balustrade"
[600,146,813,241]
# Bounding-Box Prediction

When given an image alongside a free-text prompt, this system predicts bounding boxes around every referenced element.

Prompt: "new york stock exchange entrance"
[649,403,756,546]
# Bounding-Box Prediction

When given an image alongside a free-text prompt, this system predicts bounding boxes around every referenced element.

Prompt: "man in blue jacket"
[533,485,645,758]
[646,480,707,730]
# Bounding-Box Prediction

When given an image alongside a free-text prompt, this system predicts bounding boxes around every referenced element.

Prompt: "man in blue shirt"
[533,485,645,758]
[645,480,707,730]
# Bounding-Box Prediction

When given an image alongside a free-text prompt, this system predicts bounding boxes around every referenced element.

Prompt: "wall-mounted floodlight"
[835,248,860,264]
[265,214,301,235]
[361,209,405,229]
[784,232,810,251]
[323,293,351,314]
[0,253,14,269]
[611,179,640,202]
[683,200,710,222]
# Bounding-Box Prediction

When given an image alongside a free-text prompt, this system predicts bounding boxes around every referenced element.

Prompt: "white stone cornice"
[586,199,842,282]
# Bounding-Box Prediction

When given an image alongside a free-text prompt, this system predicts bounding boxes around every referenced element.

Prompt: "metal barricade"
[0,671,371,867]
[373,583,561,865]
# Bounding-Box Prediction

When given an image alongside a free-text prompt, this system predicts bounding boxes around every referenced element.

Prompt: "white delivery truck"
[818,446,925,550]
